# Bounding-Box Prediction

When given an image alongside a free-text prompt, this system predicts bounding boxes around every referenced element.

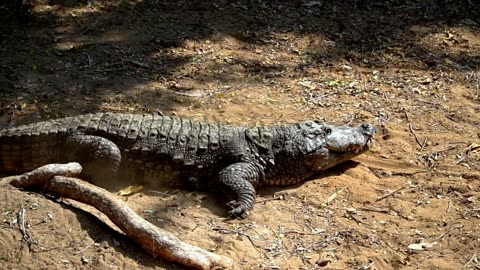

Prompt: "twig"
[408,123,424,149]
[461,252,477,269]
[402,108,410,122]
[144,190,174,197]
[464,208,480,218]
[69,27,91,38]
[18,207,37,250]
[415,99,448,112]
[8,105,16,127]
[434,145,460,154]
[402,108,426,150]
[349,214,363,224]
[368,166,429,178]
[83,53,92,67]
[34,240,83,254]
[391,170,428,176]
[456,156,467,165]
[420,137,428,151]
[359,207,389,213]
[17,207,38,263]
[283,229,326,236]
[211,226,261,251]
[363,261,375,269]
[376,186,407,202]
[73,239,97,255]
[127,59,150,69]
[256,196,284,204]
[433,224,462,241]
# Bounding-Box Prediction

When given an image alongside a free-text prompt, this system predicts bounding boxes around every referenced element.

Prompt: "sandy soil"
[0,0,479,269]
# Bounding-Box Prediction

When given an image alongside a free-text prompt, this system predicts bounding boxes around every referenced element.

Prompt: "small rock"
[81,256,89,264]
[30,202,39,210]
[407,242,436,251]
[336,238,344,246]
[113,239,120,247]
[316,258,330,267]
[346,207,358,214]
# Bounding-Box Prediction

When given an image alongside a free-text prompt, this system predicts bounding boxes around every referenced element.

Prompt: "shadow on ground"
[0,0,478,124]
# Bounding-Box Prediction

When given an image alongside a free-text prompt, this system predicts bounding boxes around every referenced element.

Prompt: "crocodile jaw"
[307,123,375,171]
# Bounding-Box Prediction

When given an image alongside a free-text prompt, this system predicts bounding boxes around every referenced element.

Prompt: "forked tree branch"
[2,163,234,270]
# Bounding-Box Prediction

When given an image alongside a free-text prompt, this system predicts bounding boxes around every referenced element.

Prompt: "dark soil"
[0,1,479,269]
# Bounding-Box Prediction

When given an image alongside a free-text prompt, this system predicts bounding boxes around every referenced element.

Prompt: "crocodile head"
[301,121,375,171]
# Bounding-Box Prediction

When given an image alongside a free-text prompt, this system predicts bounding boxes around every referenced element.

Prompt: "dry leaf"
[469,143,480,153]
[116,185,143,196]
[326,192,337,205]
[346,207,358,214]
[407,242,436,251]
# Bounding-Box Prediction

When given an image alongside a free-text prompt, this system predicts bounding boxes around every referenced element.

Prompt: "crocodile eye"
[361,123,372,130]
[324,127,332,135]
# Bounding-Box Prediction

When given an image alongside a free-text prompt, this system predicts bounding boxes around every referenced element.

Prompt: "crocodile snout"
[360,123,376,136]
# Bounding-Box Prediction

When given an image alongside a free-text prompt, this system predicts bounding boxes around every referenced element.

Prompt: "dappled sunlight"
[409,25,480,71]
[1,0,478,124]
[95,29,139,45]
[0,2,479,268]
[32,1,102,17]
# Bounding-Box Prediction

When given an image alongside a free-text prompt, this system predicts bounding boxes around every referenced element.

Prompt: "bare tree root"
[1,163,83,187]
[2,163,234,270]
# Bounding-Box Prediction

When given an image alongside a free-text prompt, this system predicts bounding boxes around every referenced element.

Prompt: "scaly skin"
[0,112,375,218]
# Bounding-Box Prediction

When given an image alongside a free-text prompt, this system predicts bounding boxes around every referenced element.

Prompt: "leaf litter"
[0,0,479,269]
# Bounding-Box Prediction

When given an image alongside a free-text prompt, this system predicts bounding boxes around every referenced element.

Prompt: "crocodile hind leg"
[217,162,263,219]
[64,132,122,187]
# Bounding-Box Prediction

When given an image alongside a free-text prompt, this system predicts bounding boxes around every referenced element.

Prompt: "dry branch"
[402,108,426,150]
[2,163,234,270]
[1,162,82,187]
[375,186,407,202]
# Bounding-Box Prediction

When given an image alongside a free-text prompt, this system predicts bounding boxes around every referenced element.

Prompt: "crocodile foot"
[227,200,250,219]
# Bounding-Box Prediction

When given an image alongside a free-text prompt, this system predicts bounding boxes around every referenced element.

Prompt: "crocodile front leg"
[217,162,263,219]
[65,132,122,184]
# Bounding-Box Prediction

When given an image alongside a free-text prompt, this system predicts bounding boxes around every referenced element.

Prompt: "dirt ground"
[0,0,479,269]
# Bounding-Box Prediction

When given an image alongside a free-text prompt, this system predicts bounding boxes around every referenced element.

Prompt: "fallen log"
[1,163,234,270]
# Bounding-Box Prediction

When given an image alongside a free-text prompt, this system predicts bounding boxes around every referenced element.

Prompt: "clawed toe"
[227,200,240,208]
[229,207,249,219]
[227,200,249,219]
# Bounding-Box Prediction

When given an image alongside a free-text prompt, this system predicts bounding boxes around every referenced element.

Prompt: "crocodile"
[0,112,375,218]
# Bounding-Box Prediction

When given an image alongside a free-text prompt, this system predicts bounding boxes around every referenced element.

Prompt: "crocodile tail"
[0,118,71,173]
